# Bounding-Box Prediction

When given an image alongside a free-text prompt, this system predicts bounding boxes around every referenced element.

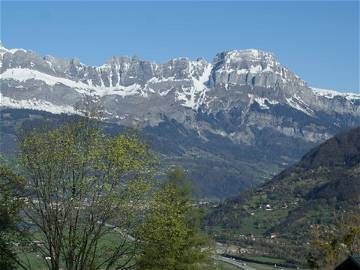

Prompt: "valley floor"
[214,255,307,270]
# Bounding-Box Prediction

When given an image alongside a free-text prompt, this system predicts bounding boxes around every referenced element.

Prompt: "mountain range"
[205,127,360,264]
[1,43,360,197]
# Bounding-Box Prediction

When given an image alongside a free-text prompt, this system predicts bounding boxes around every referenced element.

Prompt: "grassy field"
[18,252,44,270]
[212,261,242,270]
[244,255,287,264]
[16,230,134,269]
[20,255,239,270]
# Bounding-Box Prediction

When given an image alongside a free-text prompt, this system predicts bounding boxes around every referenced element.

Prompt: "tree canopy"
[0,162,26,270]
[12,119,156,270]
[136,168,210,270]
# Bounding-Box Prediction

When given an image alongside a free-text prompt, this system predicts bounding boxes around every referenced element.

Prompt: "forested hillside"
[205,127,360,264]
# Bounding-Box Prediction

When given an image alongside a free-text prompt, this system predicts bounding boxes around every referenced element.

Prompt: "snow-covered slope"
[1,43,216,110]
[1,44,326,112]
[1,44,360,198]
[0,92,78,114]
[312,87,360,101]
[1,44,360,141]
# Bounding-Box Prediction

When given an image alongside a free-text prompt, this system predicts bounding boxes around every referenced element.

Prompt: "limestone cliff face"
[1,44,359,197]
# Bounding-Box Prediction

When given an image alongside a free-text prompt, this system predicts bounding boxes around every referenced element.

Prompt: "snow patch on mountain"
[1,43,359,118]
[1,59,213,109]
[312,87,360,101]
[0,43,27,56]
[226,49,274,61]
[1,68,144,97]
[0,92,79,115]
[286,95,314,116]
[248,94,279,110]
[182,62,212,109]
[1,68,91,92]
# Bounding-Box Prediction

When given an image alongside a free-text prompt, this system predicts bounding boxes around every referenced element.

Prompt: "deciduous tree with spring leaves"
[15,118,156,270]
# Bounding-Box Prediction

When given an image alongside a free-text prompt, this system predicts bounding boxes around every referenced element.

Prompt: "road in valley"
[214,255,257,270]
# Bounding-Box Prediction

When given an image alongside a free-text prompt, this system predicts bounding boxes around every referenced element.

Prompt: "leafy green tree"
[0,163,26,270]
[15,119,156,270]
[308,213,360,270]
[136,168,210,270]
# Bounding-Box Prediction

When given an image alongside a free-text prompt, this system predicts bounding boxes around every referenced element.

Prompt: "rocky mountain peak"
[105,56,132,66]
[1,44,359,116]
[1,44,360,198]
[0,42,7,54]
[210,48,305,90]
[0,43,28,59]
[217,49,275,62]
[70,58,81,66]
[213,49,278,70]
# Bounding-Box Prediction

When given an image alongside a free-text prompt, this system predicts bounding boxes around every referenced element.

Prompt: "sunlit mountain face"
[1,44,360,197]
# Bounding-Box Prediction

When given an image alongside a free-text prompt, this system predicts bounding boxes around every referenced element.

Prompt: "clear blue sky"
[1,1,359,92]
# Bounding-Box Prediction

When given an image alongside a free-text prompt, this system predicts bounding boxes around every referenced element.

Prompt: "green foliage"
[307,214,360,270]
[14,118,157,270]
[136,168,210,270]
[0,163,26,270]
[205,128,360,266]
[0,236,16,270]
